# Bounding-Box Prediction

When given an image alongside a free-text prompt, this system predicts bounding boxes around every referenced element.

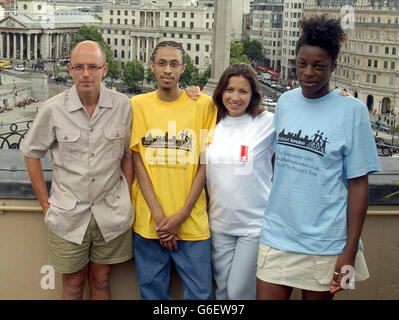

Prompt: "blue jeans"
[133,232,212,300]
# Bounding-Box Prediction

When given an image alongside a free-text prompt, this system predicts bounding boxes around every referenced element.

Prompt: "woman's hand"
[330,252,356,294]
[185,86,202,100]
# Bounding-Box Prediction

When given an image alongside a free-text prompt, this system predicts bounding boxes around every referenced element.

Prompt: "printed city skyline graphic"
[277,128,329,156]
[141,130,193,152]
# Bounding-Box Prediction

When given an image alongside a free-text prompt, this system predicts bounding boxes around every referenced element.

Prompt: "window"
[391,62,396,69]
[372,75,377,84]
[182,22,185,28]
[165,21,169,27]
[173,21,177,27]
[389,77,394,86]
[195,56,199,65]
[191,13,194,18]
[393,48,397,55]
[366,74,370,83]
[205,45,209,52]
[385,47,389,54]
[190,22,194,28]
[374,60,378,68]
[196,44,200,51]
[196,35,200,39]
[187,43,191,51]
[368,59,372,67]
[114,39,118,45]
[384,61,388,68]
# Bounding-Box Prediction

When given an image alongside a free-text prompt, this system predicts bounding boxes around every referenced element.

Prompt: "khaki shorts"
[48,215,133,274]
[256,243,369,292]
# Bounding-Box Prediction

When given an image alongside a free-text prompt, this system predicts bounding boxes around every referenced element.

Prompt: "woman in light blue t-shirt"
[256,16,380,300]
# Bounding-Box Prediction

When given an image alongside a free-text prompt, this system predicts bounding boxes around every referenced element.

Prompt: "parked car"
[13,64,24,72]
[378,123,390,131]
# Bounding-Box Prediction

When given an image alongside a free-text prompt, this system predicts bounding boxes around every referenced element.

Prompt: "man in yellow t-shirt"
[130,41,217,300]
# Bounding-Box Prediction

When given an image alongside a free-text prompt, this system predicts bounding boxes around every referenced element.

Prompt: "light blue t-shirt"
[260,88,381,255]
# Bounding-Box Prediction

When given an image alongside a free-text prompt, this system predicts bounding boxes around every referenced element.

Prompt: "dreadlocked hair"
[296,15,347,62]
[150,41,185,64]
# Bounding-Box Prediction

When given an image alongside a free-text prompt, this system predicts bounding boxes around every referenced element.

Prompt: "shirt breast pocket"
[56,130,81,160]
[104,127,124,160]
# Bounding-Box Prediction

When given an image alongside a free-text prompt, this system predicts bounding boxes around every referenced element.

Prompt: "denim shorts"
[133,232,212,300]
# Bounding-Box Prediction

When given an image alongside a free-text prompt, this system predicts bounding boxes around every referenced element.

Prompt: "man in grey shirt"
[21,40,134,299]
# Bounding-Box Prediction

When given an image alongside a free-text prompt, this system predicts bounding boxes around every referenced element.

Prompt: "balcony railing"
[0,120,32,150]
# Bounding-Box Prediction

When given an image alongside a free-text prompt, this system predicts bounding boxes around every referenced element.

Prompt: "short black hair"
[296,15,346,62]
[150,41,185,64]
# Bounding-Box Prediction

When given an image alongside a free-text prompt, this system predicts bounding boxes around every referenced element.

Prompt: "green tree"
[145,66,157,88]
[242,39,263,62]
[230,41,251,65]
[179,54,196,88]
[70,25,120,83]
[122,60,144,91]
[192,65,211,88]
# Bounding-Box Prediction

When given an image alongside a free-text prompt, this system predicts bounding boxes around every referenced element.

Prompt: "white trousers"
[211,232,260,300]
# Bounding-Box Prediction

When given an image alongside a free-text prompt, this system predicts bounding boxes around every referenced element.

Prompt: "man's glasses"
[154,61,183,69]
[70,64,105,73]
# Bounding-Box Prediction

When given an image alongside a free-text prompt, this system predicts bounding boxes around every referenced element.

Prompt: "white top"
[206,111,275,237]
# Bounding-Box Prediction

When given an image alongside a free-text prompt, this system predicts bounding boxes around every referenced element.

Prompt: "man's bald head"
[70,40,106,65]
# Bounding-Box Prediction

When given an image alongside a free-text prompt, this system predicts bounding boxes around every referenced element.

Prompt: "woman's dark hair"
[296,15,346,62]
[213,63,263,123]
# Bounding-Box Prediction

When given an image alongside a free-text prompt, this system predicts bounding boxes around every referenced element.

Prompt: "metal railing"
[0,120,32,149]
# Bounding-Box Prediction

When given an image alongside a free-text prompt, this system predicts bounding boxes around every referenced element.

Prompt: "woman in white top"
[206,63,275,299]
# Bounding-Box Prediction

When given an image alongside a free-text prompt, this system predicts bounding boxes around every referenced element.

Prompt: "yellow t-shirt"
[130,91,217,240]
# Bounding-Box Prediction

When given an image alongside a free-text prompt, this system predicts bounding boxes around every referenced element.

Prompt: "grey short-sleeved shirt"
[21,84,134,244]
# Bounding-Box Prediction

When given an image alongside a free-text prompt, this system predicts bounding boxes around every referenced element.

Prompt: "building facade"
[101,0,214,72]
[250,0,284,71]
[281,0,304,81]
[305,0,399,119]
[0,0,99,62]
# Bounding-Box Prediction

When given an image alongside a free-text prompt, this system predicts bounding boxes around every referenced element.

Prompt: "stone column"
[7,33,11,58]
[13,33,17,59]
[56,34,60,59]
[20,33,24,59]
[145,37,150,64]
[27,34,31,60]
[203,0,232,95]
[48,33,52,58]
[130,34,134,61]
[0,33,3,58]
[34,33,38,60]
[136,37,140,61]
